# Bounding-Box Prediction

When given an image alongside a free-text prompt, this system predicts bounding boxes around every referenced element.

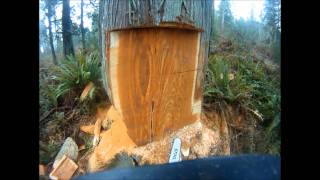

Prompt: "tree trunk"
[99,0,212,145]
[221,8,224,35]
[46,0,58,65]
[209,1,214,53]
[62,0,75,58]
[80,0,86,52]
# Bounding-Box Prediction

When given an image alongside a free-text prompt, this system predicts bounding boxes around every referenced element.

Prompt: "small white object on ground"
[93,135,100,146]
[169,138,182,163]
[181,147,190,157]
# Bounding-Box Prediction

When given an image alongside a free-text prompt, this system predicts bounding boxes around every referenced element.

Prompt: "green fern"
[204,54,280,154]
[52,51,101,100]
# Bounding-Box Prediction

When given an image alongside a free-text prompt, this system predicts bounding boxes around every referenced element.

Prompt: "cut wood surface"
[106,27,203,145]
[50,155,78,180]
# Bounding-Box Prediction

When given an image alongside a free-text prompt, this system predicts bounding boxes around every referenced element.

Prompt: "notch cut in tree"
[99,0,213,146]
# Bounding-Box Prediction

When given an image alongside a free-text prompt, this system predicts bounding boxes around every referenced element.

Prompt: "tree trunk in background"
[99,0,212,145]
[46,0,58,65]
[209,1,214,53]
[62,0,75,58]
[221,9,224,35]
[80,0,86,52]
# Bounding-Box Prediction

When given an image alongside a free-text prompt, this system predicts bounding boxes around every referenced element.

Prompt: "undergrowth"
[204,53,280,154]
[39,50,108,165]
[40,50,107,117]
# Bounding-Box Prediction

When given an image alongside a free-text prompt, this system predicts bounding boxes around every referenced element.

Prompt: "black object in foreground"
[74,154,280,180]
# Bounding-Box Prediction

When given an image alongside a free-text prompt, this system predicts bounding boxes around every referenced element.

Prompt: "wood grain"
[100,0,213,112]
[106,27,203,145]
[50,155,78,180]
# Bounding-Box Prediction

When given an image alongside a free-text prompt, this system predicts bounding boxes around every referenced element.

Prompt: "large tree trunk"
[46,0,58,65]
[99,0,212,145]
[80,0,86,52]
[62,0,75,58]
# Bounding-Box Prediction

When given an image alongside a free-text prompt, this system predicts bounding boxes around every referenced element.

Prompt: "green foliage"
[204,54,280,154]
[204,56,249,103]
[40,79,58,115]
[39,142,60,164]
[40,65,58,115]
[52,50,101,99]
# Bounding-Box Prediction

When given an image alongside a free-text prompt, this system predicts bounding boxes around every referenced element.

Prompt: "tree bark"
[46,0,58,65]
[80,0,86,52]
[62,0,75,58]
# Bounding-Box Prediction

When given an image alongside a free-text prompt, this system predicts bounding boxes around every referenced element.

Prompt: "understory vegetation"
[39,50,108,164]
[202,0,280,154]
[204,44,280,154]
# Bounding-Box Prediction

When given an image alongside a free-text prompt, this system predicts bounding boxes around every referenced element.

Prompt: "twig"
[39,106,72,125]
[245,107,263,121]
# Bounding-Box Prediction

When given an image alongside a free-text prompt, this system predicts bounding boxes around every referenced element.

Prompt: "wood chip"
[181,147,190,157]
[39,164,47,176]
[78,144,86,151]
[50,155,78,180]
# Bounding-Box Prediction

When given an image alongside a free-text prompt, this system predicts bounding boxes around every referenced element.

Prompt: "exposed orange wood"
[106,27,203,145]
[88,105,136,172]
[49,155,78,180]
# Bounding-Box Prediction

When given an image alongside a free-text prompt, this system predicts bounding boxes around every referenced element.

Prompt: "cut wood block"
[50,155,78,180]
[39,164,47,176]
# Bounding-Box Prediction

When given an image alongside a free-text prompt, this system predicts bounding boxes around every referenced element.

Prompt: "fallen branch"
[40,106,72,125]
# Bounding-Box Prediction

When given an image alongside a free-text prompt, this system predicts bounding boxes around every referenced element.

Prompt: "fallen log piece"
[50,155,78,180]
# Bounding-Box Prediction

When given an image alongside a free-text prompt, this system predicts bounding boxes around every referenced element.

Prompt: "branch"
[39,106,72,125]
[89,0,99,9]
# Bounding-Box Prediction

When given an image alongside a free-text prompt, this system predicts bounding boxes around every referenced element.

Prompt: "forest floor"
[40,104,234,179]
[40,100,252,179]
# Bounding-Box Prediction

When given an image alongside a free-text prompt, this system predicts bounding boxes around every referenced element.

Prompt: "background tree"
[263,0,281,62]
[62,0,75,58]
[263,0,280,45]
[209,1,215,53]
[45,0,58,65]
[39,18,50,55]
[218,0,233,36]
[80,0,86,52]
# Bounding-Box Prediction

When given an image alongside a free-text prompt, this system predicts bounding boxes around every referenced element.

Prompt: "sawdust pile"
[129,111,230,165]
[80,105,230,172]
